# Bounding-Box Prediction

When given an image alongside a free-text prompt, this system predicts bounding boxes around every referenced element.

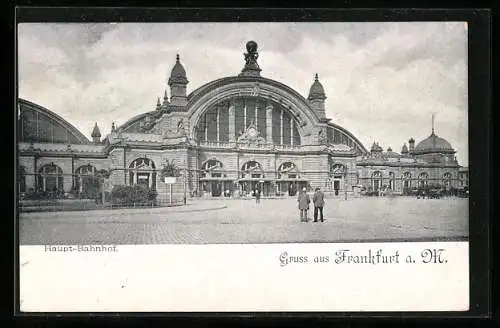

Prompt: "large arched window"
[18,165,26,193]
[38,163,63,192]
[74,165,97,195]
[277,162,298,179]
[240,161,263,179]
[418,172,429,188]
[196,97,301,146]
[372,171,382,191]
[200,159,225,178]
[129,158,156,190]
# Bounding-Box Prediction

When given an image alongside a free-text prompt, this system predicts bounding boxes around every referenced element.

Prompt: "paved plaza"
[18,196,468,245]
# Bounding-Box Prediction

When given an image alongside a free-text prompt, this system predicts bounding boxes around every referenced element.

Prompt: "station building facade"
[16,41,465,200]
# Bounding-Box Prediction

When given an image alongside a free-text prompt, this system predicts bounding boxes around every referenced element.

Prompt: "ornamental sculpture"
[240,40,262,77]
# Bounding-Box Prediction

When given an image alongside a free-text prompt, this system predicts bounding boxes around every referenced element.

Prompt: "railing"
[198,141,304,151]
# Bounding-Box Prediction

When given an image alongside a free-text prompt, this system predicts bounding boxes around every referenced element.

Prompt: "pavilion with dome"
[16,41,465,200]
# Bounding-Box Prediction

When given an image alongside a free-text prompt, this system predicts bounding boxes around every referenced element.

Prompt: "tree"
[160,159,180,178]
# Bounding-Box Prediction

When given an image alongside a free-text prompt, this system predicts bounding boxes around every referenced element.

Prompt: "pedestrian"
[297,187,310,222]
[312,187,325,222]
[255,188,261,204]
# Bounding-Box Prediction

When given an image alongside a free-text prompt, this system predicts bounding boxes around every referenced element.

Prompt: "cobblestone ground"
[19,196,468,245]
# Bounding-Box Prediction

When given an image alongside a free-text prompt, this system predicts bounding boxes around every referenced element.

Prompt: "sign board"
[164,177,176,184]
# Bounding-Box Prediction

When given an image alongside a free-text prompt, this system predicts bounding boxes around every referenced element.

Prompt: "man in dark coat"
[312,187,325,222]
[297,187,310,222]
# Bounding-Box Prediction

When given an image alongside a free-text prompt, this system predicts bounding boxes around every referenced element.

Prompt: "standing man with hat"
[313,187,325,222]
[297,187,310,222]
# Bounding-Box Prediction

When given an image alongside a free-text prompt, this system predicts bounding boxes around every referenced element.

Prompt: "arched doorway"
[129,158,156,190]
[388,172,395,191]
[199,159,230,197]
[330,163,346,195]
[418,172,429,188]
[371,171,382,192]
[277,161,303,196]
[402,172,412,191]
[239,161,269,196]
[442,172,452,190]
[74,165,98,197]
[37,163,64,192]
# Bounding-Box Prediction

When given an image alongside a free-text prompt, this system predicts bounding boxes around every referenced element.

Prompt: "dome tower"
[168,54,189,107]
[307,73,327,118]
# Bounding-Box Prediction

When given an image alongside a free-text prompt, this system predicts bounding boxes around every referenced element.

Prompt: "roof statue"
[239,41,262,77]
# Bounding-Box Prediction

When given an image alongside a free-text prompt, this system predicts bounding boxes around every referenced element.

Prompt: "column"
[149,174,152,188]
[254,103,257,126]
[244,100,247,128]
[204,113,208,141]
[290,117,294,146]
[280,108,284,145]
[216,106,220,142]
[265,103,273,143]
[228,100,235,142]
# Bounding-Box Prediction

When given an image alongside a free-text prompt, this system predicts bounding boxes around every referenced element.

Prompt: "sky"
[17,22,469,165]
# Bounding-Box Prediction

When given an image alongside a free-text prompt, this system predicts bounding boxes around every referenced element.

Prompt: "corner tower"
[308,73,327,119]
[168,54,188,107]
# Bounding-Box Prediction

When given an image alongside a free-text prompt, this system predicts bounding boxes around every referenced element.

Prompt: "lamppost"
[344,171,347,200]
[183,167,187,205]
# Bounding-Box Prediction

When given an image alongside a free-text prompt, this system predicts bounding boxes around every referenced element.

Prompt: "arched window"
[402,172,412,190]
[74,165,97,196]
[18,165,26,193]
[418,172,429,188]
[200,159,224,178]
[241,161,263,179]
[372,171,382,191]
[129,158,156,190]
[277,162,298,179]
[442,172,452,188]
[388,172,395,190]
[37,163,63,192]
[330,163,346,177]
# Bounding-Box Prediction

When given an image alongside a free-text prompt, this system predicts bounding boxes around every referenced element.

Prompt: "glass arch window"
[196,97,301,146]
[200,159,224,178]
[38,163,63,192]
[277,162,298,179]
[240,161,263,179]
[129,158,156,190]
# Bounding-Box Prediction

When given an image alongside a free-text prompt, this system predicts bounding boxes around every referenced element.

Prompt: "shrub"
[110,184,157,206]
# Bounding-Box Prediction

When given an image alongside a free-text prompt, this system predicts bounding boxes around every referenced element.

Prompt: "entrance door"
[137,173,149,188]
[373,179,380,191]
[333,180,340,191]
[211,181,222,197]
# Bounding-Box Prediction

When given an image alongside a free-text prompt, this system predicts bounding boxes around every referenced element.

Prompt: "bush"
[110,185,157,206]
[23,189,66,200]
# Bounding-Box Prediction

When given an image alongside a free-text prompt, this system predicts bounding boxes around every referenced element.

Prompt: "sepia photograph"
[16,19,475,313]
